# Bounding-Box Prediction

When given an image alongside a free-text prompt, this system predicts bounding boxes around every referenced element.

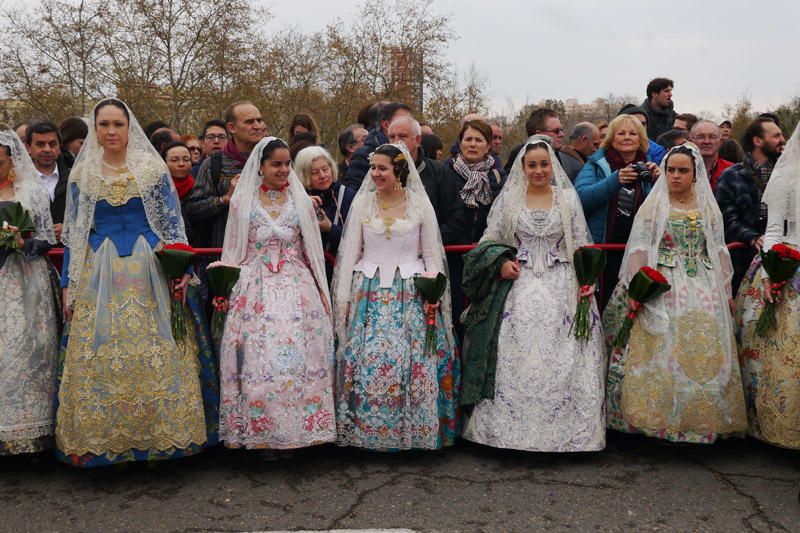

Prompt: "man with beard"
[641,77,677,140]
[715,117,786,293]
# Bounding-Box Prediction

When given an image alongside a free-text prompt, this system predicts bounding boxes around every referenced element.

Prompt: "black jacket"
[414,151,468,246]
[343,128,388,189]
[443,159,507,244]
[641,98,677,141]
[50,155,70,225]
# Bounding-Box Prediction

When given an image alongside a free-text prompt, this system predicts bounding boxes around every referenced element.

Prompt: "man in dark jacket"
[560,122,600,182]
[184,100,266,247]
[387,116,467,245]
[26,120,69,241]
[343,101,411,189]
[715,117,786,293]
[641,77,677,141]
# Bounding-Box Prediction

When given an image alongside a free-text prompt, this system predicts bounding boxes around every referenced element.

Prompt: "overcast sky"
[263,0,800,120]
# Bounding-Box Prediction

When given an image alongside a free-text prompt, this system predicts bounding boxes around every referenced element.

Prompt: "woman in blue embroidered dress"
[332,143,459,450]
[56,99,217,467]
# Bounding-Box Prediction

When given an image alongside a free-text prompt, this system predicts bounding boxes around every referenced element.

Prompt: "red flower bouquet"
[569,246,606,341]
[613,266,671,349]
[156,243,197,340]
[755,243,800,337]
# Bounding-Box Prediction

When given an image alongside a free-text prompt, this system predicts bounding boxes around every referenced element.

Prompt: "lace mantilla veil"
[0,128,56,244]
[220,136,330,305]
[482,134,592,251]
[763,121,800,247]
[61,98,188,305]
[330,142,453,348]
[619,142,734,339]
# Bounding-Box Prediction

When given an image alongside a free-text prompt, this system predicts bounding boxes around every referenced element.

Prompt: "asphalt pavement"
[1,432,798,532]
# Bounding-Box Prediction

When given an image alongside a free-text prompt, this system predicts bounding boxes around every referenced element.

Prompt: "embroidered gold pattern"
[674,310,725,384]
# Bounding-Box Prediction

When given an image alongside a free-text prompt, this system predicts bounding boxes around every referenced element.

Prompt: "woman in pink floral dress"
[218,137,335,449]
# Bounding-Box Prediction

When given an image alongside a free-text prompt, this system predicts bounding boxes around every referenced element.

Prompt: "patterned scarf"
[222,138,249,169]
[454,154,495,208]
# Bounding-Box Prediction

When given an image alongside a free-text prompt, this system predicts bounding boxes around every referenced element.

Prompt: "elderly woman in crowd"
[294,145,356,281]
[337,124,368,178]
[181,134,204,166]
[576,114,660,305]
[0,127,58,456]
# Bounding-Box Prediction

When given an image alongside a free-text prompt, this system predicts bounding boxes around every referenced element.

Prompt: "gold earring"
[394,175,402,191]
[6,168,15,183]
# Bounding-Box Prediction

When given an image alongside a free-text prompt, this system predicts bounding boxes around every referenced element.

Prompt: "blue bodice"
[88,198,159,255]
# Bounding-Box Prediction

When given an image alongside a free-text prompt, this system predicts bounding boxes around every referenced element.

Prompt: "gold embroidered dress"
[55,164,207,466]
[604,207,747,442]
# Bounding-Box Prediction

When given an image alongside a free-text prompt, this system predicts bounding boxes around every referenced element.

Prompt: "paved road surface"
[1,433,798,532]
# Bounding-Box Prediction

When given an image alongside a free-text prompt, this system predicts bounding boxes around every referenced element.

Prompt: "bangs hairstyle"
[294,145,338,189]
[458,119,493,144]
[601,114,649,151]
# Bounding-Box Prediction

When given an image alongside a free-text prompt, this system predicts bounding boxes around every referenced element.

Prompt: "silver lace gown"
[463,204,606,452]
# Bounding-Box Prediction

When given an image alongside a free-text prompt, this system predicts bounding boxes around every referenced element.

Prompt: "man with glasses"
[503,108,566,173]
[193,119,228,178]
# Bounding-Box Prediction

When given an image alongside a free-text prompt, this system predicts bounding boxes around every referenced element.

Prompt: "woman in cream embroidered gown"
[737,122,800,449]
[56,99,209,466]
[603,143,746,443]
[332,143,459,450]
[462,137,606,452]
[0,128,59,455]
[218,137,336,449]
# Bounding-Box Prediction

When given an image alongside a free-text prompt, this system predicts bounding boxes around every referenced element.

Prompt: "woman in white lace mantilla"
[603,143,746,443]
[0,127,58,456]
[56,99,209,467]
[332,143,460,450]
[462,137,606,452]
[218,137,336,450]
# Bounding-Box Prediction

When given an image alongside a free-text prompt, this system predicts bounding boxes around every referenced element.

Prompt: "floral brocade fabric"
[55,236,207,463]
[0,254,58,455]
[603,209,746,443]
[336,271,460,450]
[462,205,606,452]
[218,202,336,449]
[736,253,800,449]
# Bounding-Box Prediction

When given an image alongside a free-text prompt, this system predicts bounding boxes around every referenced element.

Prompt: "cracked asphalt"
[1,433,798,532]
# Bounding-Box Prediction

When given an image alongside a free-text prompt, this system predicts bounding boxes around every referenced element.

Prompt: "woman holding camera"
[575,114,660,305]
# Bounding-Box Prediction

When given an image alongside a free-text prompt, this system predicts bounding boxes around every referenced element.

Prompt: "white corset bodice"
[354,217,427,287]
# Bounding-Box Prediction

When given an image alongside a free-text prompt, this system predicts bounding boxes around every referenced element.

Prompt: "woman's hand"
[578,284,595,299]
[763,277,781,304]
[423,300,441,315]
[618,166,639,185]
[6,224,24,249]
[499,259,520,280]
[176,273,191,305]
[62,288,73,322]
[627,298,641,314]
[646,162,660,181]
[309,195,323,209]
[318,209,332,233]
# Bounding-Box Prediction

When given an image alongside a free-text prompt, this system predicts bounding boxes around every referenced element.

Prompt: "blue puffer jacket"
[575,148,654,243]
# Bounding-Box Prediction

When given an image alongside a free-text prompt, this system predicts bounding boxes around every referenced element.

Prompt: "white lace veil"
[762,121,800,247]
[221,136,330,304]
[483,135,592,250]
[619,142,734,337]
[62,98,187,305]
[330,141,453,347]
[0,128,56,243]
